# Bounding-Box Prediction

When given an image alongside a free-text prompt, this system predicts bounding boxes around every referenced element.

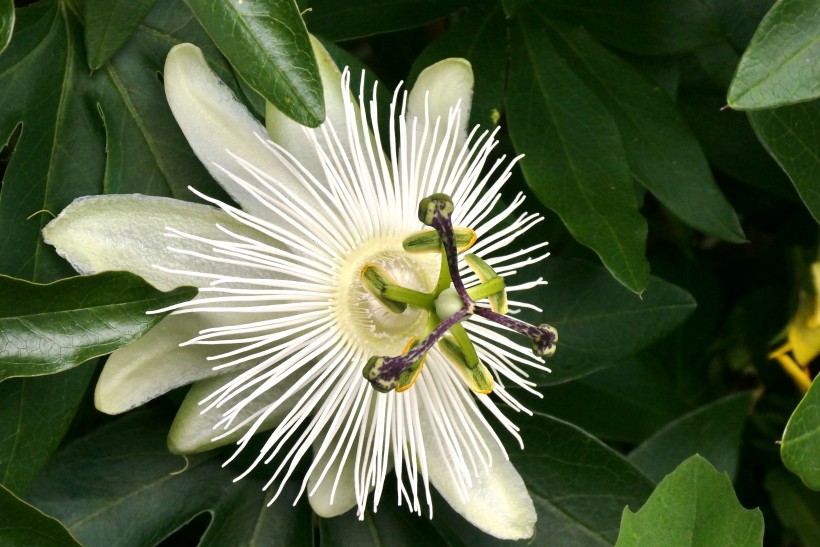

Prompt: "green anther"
[448,323,480,369]
[402,227,477,254]
[438,335,494,394]
[418,193,454,225]
[396,339,426,392]
[360,264,407,314]
[464,254,508,315]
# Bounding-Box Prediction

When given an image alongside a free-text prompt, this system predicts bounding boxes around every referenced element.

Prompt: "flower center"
[335,238,438,356]
[360,194,559,394]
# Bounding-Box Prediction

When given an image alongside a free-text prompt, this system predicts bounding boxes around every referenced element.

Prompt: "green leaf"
[302,0,466,41]
[728,0,820,110]
[433,414,654,545]
[0,484,80,546]
[545,22,744,243]
[766,468,820,546]
[83,0,157,69]
[535,0,722,55]
[93,0,234,202]
[530,259,696,385]
[0,0,13,55]
[781,375,820,489]
[507,10,649,293]
[319,505,446,547]
[749,101,820,223]
[616,455,765,546]
[0,1,105,283]
[628,392,756,482]
[27,410,313,546]
[409,3,506,128]
[185,0,324,127]
[0,364,94,495]
[530,356,690,444]
[0,272,196,380]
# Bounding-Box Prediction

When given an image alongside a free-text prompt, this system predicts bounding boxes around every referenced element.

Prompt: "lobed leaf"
[545,21,744,243]
[536,0,722,55]
[728,0,820,110]
[0,0,12,55]
[185,0,324,127]
[628,392,756,482]
[0,272,196,380]
[27,410,313,546]
[0,484,80,547]
[0,365,94,495]
[507,10,649,293]
[302,0,466,41]
[83,0,157,69]
[526,258,696,385]
[616,455,764,546]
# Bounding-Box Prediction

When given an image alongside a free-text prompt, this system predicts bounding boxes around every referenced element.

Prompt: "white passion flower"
[42,38,557,540]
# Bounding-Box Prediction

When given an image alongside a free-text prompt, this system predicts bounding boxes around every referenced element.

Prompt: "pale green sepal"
[265,36,352,184]
[167,367,297,454]
[421,386,536,540]
[307,436,359,518]
[407,58,474,173]
[164,43,311,218]
[95,312,245,414]
[42,194,273,292]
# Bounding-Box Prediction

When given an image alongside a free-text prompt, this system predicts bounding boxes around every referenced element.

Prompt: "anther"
[464,254,508,314]
[360,264,407,314]
[402,227,477,254]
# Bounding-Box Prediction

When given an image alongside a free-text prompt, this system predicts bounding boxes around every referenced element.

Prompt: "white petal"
[307,438,358,518]
[407,58,474,156]
[424,405,536,540]
[168,367,297,454]
[164,43,309,217]
[42,194,273,292]
[95,312,241,414]
[265,36,350,180]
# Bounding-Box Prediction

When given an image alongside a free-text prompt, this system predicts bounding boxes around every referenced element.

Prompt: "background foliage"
[0,0,818,545]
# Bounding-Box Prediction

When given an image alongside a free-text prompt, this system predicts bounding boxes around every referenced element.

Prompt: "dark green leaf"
[410,3,506,128]
[83,0,157,69]
[0,1,105,283]
[0,484,80,547]
[0,272,196,380]
[679,90,794,196]
[529,356,690,444]
[749,100,820,223]
[766,469,820,545]
[0,0,13,54]
[27,410,313,546]
[433,414,654,545]
[185,0,324,127]
[517,415,655,544]
[534,0,722,55]
[94,0,234,201]
[628,392,755,482]
[507,11,649,293]
[302,0,465,41]
[616,456,764,546]
[728,0,820,110]
[319,504,447,547]
[546,22,744,243]
[0,364,94,495]
[531,259,696,385]
[781,372,820,489]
